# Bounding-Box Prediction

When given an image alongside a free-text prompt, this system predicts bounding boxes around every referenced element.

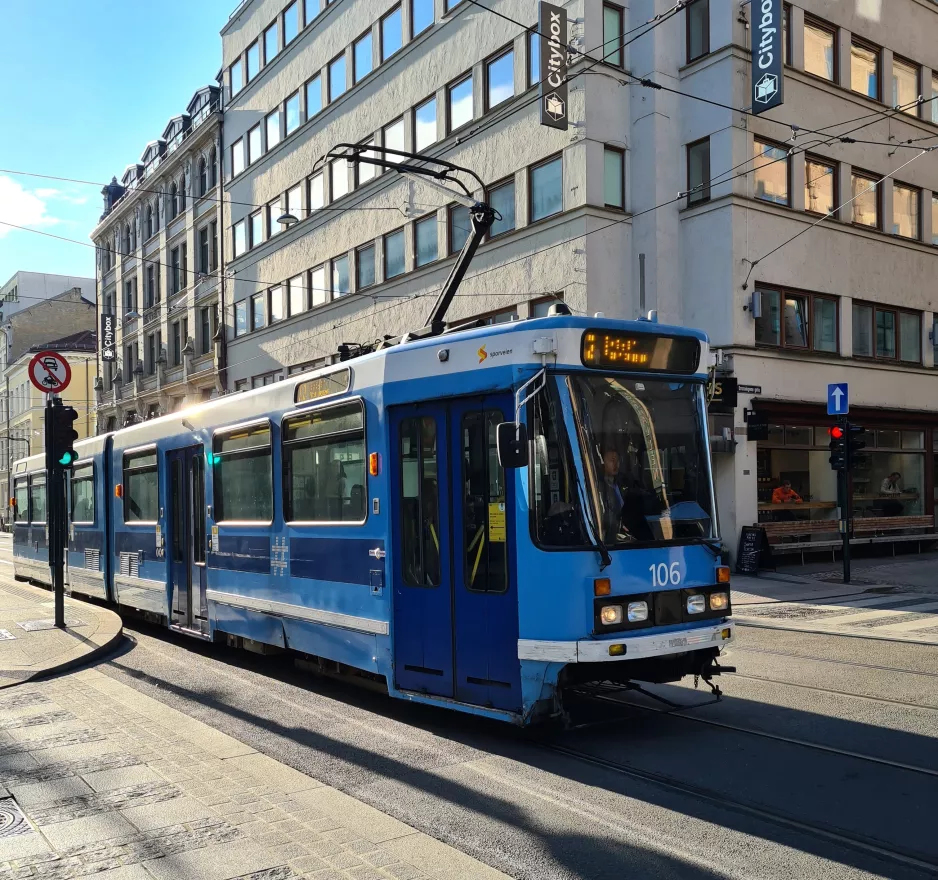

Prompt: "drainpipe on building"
[216,115,228,394]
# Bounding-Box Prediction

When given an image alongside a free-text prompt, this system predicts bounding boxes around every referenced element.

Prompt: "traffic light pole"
[840,415,851,584]
[44,396,68,629]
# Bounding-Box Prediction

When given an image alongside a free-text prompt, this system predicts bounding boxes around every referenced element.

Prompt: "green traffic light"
[58,451,77,466]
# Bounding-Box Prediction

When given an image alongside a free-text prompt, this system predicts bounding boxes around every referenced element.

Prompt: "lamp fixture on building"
[277,212,299,228]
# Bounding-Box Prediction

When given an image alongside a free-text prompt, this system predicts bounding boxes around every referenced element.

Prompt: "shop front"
[749,401,936,534]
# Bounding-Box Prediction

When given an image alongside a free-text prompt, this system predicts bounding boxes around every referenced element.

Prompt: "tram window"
[400,416,440,587]
[30,475,47,524]
[193,455,206,563]
[462,410,507,593]
[123,451,159,523]
[171,460,184,563]
[70,464,95,524]
[283,402,366,522]
[14,479,29,523]
[531,380,588,547]
[213,423,273,522]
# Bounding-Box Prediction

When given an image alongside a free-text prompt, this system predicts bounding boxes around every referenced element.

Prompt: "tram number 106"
[649,562,682,587]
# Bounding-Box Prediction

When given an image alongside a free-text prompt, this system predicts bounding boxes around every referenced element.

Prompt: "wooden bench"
[759,516,937,563]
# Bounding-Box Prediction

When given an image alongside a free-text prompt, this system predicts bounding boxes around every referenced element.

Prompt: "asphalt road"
[4,541,936,879]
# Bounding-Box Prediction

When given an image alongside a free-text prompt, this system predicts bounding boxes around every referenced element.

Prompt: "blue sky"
[0,0,235,288]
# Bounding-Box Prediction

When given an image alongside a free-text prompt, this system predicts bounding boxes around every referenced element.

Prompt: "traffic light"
[50,402,79,468]
[828,425,846,471]
[846,422,866,471]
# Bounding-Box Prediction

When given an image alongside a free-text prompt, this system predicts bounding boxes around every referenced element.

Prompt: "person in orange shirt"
[771,480,803,504]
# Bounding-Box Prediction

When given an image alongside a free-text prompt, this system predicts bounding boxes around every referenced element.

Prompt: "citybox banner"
[100,314,116,362]
[751,0,784,114]
[539,2,568,130]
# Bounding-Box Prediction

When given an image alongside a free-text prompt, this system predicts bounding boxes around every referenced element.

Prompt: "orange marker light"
[716,565,731,584]
[115,484,123,499]
[369,452,380,476]
[594,578,611,596]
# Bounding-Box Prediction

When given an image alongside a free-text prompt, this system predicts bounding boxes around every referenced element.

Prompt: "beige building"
[91,86,225,431]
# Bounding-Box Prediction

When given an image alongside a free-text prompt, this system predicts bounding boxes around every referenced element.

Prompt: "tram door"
[391,397,521,712]
[167,446,208,635]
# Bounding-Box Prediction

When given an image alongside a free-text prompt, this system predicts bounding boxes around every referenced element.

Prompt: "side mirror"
[497,422,528,468]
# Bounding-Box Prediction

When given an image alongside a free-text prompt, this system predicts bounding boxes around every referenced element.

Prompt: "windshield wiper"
[567,441,612,571]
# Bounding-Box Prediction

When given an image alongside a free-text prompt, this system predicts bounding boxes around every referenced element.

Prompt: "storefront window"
[785,426,812,445]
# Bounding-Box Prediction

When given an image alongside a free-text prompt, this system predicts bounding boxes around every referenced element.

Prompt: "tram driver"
[600,448,654,544]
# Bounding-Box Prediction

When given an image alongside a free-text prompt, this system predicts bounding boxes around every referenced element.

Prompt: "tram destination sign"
[538,2,568,130]
[581,330,701,374]
[751,0,784,115]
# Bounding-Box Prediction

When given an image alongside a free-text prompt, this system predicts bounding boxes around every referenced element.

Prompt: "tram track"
[730,644,938,678]
[535,739,938,876]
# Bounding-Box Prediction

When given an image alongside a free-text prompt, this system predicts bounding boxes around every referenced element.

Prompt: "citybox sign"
[751,0,784,114]
[100,314,116,362]
[538,2,568,130]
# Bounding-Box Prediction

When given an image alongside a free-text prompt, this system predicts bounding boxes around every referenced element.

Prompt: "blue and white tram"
[12,314,734,724]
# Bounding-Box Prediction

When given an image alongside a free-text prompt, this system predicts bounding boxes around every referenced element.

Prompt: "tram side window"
[14,479,29,523]
[70,464,95,523]
[400,416,440,587]
[213,423,272,522]
[531,381,588,547]
[30,475,47,524]
[283,403,366,522]
[123,451,159,523]
[462,410,507,593]
[192,455,206,563]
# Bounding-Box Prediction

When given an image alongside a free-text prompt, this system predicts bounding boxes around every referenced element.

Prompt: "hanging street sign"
[101,314,116,362]
[28,351,72,394]
[539,2,568,130]
[751,0,784,115]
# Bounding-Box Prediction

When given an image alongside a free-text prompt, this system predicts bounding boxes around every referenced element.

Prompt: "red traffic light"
[829,426,844,439]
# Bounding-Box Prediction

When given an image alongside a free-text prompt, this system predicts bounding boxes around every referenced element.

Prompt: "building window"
[445,0,463,9]
[171,246,182,294]
[288,274,306,316]
[311,264,327,307]
[893,183,920,239]
[146,333,157,375]
[384,228,406,278]
[414,214,438,266]
[168,183,178,220]
[850,39,880,100]
[528,29,540,86]
[530,155,563,221]
[306,74,322,118]
[285,92,300,135]
[269,286,283,323]
[753,139,789,205]
[330,158,349,200]
[447,73,473,132]
[213,423,272,523]
[603,3,624,67]
[383,117,405,157]
[805,156,836,215]
[414,96,437,152]
[172,322,181,365]
[210,147,218,187]
[782,3,790,64]
[412,0,433,35]
[332,255,350,296]
[251,291,266,331]
[853,302,920,363]
[211,220,218,269]
[488,178,515,237]
[685,0,709,63]
[603,146,625,210]
[357,244,376,289]
[686,137,710,206]
[230,59,243,96]
[268,197,283,234]
[851,171,879,228]
[200,307,212,354]
[485,48,514,110]
[235,300,248,336]
[354,31,373,83]
[309,172,324,211]
[932,195,938,245]
[356,140,377,186]
[249,210,263,248]
[264,21,279,63]
[248,125,262,164]
[893,57,919,114]
[381,6,403,60]
[198,157,208,195]
[233,220,246,257]
[283,1,299,44]
[329,54,347,102]
[755,287,838,353]
[246,42,260,81]
[932,73,938,125]
[266,109,281,151]
[286,185,302,219]
[145,205,154,239]
[804,18,836,82]
[449,204,470,253]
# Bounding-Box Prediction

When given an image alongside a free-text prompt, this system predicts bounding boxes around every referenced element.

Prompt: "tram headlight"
[709,591,729,611]
[686,594,706,614]
[600,605,623,625]
[627,601,648,622]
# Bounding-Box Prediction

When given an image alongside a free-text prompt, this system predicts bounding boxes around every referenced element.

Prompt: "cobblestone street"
[0,667,507,880]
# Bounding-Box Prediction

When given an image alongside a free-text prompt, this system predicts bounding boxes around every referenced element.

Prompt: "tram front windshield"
[532,375,714,548]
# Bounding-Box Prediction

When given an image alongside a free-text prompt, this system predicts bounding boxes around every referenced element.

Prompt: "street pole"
[841,415,851,584]
[44,396,67,628]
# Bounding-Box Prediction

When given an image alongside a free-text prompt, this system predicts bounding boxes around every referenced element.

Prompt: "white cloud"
[33,186,87,206]
[0,176,61,239]
[34,187,60,198]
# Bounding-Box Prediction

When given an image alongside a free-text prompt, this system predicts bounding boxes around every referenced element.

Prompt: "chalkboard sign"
[735,526,776,574]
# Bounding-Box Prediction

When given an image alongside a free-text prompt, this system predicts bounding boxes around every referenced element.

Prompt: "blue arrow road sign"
[828,383,849,416]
